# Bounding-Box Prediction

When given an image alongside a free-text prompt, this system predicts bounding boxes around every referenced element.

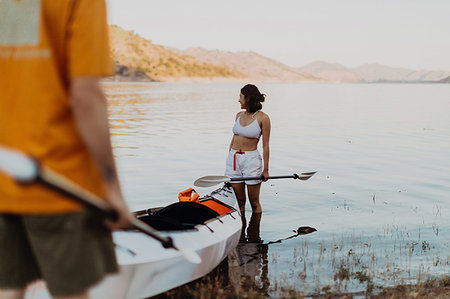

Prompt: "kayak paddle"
[194,172,317,187]
[0,146,201,264]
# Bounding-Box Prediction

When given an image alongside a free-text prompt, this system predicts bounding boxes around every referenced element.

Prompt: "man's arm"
[70,77,131,229]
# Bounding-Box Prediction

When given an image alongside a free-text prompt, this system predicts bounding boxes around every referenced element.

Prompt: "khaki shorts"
[0,210,118,296]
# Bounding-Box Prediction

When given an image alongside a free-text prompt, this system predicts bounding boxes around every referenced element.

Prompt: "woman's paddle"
[0,146,201,264]
[194,172,316,187]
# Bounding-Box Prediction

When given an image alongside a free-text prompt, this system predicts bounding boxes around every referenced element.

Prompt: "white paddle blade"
[298,172,317,180]
[0,146,39,183]
[180,248,202,264]
[193,176,230,187]
[301,171,317,176]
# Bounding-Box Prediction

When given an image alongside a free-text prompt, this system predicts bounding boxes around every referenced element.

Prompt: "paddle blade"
[295,172,317,181]
[301,171,317,176]
[179,248,202,264]
[194,175,230,187]
[0,146,39,183]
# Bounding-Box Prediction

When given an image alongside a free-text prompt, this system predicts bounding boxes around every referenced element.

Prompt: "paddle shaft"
[194,172,316,187]
[230,174,299,182]
[39,167,174,248]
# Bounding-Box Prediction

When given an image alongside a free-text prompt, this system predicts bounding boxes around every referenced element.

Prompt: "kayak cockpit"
[133,184,239,232]
[136,201,220,231]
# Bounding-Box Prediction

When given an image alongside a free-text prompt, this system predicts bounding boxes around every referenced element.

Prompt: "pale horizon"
[107,0,450,71]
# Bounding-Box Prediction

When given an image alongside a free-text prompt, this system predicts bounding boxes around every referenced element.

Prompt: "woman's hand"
[261,169,269,181]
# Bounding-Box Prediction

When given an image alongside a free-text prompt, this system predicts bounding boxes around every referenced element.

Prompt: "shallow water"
[104,82,450,295]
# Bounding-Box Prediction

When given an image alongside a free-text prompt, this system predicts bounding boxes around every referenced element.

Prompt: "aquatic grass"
[152,199,448,298]
[266,223,449,297]
[154,228,449,298]
[282,226,443,297]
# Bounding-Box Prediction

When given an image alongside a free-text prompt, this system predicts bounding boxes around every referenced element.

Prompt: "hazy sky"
[107,0,450,71]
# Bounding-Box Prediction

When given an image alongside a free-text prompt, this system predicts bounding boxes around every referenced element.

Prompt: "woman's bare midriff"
[231,135,259,151]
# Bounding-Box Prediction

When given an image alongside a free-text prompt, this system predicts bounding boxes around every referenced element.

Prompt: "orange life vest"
[178,188,199,203]
[178,188,232,215]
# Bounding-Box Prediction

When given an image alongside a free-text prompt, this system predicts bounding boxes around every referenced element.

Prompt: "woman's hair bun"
[260,94,266,103]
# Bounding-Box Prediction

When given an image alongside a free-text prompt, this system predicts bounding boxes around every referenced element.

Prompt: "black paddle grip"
[162,236,174,249]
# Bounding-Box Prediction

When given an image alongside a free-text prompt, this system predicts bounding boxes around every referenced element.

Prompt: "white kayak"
[25,184,242,299]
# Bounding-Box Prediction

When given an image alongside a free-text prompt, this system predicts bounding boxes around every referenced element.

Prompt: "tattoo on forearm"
[102,165,117,182]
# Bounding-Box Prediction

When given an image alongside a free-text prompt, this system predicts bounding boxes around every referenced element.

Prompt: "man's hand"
[104,181,133,230]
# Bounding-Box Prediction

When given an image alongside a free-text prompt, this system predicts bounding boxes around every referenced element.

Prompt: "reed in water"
[154,216,449,298]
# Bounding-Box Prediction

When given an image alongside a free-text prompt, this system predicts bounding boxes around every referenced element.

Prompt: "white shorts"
[225,149,263,185]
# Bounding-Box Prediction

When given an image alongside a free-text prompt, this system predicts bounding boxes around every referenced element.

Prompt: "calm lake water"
[104,82,450,295]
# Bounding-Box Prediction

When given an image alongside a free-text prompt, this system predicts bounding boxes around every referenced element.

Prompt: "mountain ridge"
[109,26,450,83]
[109,25,245,81]
[178,47,320,82]
[297,61,450,83]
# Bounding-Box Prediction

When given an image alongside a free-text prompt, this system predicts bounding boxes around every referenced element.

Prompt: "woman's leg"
[247,183,262,213]
[231,182,246,213]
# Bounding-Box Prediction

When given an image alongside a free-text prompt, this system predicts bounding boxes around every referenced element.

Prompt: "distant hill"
[109,25,450,83]
[109,25,320,82]
[109,26,244,81]
[354,63,450,82]
[298,61,450,83]
[179,48,320,82]
[438,76,450,83]
[298,61,363,82]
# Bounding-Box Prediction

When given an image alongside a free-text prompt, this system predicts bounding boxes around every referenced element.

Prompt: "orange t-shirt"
[0,0,113,213]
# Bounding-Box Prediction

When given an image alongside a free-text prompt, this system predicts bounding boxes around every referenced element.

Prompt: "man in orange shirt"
[0,0,132,298]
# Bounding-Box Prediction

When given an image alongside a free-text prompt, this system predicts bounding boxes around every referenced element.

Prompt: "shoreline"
[154,262,450,298]
[102,77,448,84]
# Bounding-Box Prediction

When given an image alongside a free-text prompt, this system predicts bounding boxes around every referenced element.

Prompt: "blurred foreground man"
[0,0,131,298]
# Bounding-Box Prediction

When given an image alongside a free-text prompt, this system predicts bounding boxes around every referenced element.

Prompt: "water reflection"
[227,214,317,296]
[265,226,317,245]
[153,213,269,298]
[103,83,157,133]
[228,212,269,296]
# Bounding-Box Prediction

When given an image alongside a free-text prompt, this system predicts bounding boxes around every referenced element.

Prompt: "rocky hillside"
[108,26,320,82]
[109,25,244,81]
[298,61,450,83]
[179,48,320,82]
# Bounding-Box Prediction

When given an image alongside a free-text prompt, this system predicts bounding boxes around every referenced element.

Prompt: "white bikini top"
[232,112,262,139]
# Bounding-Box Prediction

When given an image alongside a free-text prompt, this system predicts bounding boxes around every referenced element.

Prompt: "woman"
[225,84,271,214]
